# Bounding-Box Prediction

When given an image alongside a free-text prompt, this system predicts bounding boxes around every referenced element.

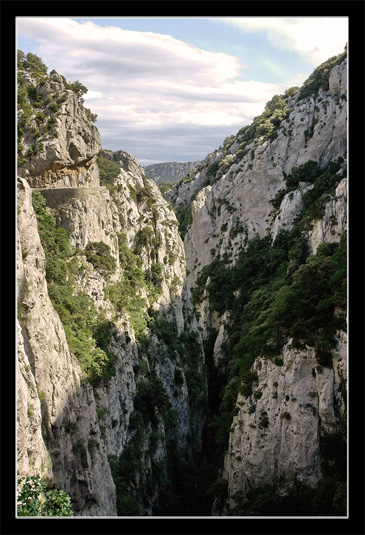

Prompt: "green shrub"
[175,203,193,239]
[18,50,48,78]
[147,261,164,288]
[17,474,73,517]
[35,112,46,125]
[174,368,184,385]
[87,438,100,459]
[84,241,116,275]
[285,160,321,188]
[135,225,155,250]
[134,372,171,424]
[259,411,269,428]
[68,80,88,102]
[206,161,220,179]
[97,153,121,185]
[299,50,347,100]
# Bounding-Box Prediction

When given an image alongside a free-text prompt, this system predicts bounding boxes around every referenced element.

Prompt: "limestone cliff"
[17,163,206,515]
[17,177,117,516]
[17,66,101,188]
[167,53,347,288]
[167,50,347,515]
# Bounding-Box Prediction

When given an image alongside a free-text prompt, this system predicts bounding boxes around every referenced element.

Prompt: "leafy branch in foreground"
[17,474,73,517]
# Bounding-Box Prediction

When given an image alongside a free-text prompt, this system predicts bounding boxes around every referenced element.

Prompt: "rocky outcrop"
[17,69,101,188]
[271,183,314,241]
[17,145,205,515]
[17,321,52,481]
[307,177,347,254]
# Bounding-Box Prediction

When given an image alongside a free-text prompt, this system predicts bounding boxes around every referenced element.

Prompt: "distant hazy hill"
[143,160,201,183]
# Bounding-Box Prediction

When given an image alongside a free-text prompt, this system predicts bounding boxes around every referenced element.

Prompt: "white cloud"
[84,90,103,100]
[17,17,243,86]
[17,17,343,162]
[219,17,348,66]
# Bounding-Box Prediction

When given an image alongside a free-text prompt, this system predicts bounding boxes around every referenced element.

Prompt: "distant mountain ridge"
[143,160,201,183]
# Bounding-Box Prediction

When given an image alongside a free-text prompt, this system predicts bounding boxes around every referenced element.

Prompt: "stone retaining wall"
[33,187,107,209]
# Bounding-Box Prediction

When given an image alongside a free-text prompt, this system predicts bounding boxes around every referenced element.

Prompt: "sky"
[16,17,348,166]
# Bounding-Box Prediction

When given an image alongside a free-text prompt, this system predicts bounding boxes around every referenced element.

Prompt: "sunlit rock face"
[18,70,101,188]
[220,332,347,514]
[168,56,347,290]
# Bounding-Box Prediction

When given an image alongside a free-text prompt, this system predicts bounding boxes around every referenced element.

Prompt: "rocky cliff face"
[167,51,347,515]
[17,68,101,188]
[219,331,347,514]
[17,50,347,517]
[167,54,347,287]
[17,159,206,515]
[17,177,117,515]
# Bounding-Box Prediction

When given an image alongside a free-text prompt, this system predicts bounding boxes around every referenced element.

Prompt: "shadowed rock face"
[17,177,117,515]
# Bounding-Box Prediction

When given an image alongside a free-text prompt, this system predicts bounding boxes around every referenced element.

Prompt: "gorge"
[16,48,347,518]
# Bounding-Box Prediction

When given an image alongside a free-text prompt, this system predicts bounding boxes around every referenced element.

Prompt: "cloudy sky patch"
[17,17,347,165]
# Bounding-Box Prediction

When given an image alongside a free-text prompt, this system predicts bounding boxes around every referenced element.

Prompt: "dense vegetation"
[271,157,345,211]
[97,152,121,187]
[17,474,73,517]
[299,48,347,100]
[104,230,163,339]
